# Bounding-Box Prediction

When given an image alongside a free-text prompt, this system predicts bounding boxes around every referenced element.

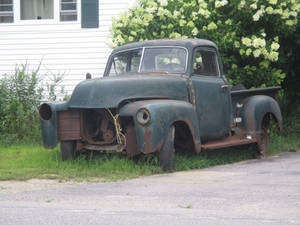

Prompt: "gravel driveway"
[0,151,299,225]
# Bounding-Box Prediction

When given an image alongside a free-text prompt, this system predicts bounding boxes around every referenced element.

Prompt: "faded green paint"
[119,99,201,154]
[191,75,231,141]
[40,102,68,148]
[39,39,282,155]
[40,103,57,148]
[238,95,282,135]
[68,74,189,108]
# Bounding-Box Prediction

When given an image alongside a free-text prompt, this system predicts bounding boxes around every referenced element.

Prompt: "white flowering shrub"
[111,0,299,88]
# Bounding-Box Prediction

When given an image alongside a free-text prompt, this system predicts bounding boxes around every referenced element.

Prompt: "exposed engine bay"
[82,109,117,145]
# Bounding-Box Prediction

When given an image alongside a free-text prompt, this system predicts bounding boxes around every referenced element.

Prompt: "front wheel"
[159,125,175,171]
[61,141,76,161]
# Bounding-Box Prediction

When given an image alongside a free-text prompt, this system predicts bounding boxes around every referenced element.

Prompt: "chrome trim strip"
[138,47,145,73]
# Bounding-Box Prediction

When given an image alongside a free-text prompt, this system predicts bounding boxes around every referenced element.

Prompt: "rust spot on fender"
[124,104,139,114]
[144,128,164,154]
[125,126,140,158]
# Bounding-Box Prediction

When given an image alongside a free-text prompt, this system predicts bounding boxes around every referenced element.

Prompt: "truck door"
[190,47,231,141]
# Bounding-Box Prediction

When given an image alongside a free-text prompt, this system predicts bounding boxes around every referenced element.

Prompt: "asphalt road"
[1,151,300,225]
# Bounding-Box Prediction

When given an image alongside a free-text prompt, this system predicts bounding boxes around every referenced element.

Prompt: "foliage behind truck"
[39,39,282,170]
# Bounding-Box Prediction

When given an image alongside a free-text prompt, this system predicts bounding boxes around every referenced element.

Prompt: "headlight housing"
[136,108,151,126]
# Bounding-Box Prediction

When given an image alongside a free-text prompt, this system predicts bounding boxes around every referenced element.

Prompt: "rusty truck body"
[39,39,282,170]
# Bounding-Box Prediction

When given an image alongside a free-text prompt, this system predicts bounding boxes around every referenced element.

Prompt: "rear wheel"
[254,126,269,159]
[61,141,76,161]
[159,126,175,171]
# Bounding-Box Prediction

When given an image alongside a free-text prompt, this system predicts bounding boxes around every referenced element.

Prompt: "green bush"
[110,0,299,90]
[0,65,63,144]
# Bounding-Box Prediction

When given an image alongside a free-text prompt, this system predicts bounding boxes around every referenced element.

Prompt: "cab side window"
[193,49,220,76]
[108,49,142,76]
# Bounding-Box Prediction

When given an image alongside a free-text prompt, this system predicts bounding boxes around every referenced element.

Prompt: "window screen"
[21,0,54,20]
[0,0,13,23]
[60,0,77,21]
[193,49,219,76]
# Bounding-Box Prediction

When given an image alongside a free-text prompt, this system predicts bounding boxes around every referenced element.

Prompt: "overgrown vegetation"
[0,132,299,181]
[0,65,63,145]
[0,1,299,181]
[0,145,161,181]
[111,0,300,103]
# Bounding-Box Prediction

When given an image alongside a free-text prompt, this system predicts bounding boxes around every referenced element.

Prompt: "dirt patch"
[0,179,85,194]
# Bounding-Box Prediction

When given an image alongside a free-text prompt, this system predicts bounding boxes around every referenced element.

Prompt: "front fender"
[119,100,201,154]
[239,95,282,136]
[39,102,68,148]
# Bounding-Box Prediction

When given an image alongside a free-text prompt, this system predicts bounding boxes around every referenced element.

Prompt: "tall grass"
[0,64,64,145]
[1,130,299,182]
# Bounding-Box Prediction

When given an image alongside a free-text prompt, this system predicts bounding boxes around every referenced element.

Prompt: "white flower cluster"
[111,0,299,57]
[198,8,211,18]
[237,0,299,25]
[207,22,217,30]
[240,36,280,62]
[158,0,168,7]
[215,0,228,8]
[253,8,264,21]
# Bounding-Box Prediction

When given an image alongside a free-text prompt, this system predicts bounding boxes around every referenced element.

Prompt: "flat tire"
[159,125,175,171]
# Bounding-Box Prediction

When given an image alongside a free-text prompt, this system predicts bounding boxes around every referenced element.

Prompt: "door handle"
[220,85,229,92]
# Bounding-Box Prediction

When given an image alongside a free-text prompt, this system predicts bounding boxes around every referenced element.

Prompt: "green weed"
[0,145,161,181]
[0,64,64,145]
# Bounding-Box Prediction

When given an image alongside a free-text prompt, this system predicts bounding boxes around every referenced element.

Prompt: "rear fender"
[238,95,282,137]
[119,100,201,154]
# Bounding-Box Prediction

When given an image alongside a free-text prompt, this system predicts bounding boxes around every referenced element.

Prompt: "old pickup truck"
[39,39,282,170]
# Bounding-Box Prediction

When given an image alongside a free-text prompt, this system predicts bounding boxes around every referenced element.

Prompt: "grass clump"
[0,145,162,181]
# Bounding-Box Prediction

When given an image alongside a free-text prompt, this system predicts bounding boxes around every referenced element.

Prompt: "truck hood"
[68,74,189,108]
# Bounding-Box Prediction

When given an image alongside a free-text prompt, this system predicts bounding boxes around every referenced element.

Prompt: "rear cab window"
[193,48,220,77]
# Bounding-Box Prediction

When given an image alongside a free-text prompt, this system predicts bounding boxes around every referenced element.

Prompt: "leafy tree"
[110,0,299,91]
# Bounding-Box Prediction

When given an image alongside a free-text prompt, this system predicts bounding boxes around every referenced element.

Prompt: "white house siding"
[0,0,134,97]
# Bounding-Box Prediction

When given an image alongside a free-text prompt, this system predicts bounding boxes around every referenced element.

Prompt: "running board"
[201,135,257,150]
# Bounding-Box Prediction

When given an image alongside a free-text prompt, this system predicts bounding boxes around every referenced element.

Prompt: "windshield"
[107,47,187,76]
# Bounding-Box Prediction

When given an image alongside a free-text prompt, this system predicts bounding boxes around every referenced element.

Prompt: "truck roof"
[111,39,218,53]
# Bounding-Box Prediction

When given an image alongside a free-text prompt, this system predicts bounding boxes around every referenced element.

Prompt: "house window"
[60,0,77,21]
[21,0,54,20]
[0,0,99,26]
[0,0,13,23]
